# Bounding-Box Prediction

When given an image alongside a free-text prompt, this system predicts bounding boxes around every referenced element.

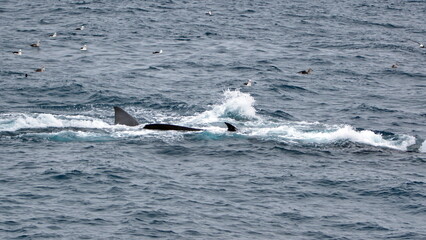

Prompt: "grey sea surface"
[0,0,425,239]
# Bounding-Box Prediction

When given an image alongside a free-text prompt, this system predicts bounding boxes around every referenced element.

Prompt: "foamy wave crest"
[251,124,416,151]
[0,113,110,132]
[420,141,426,153]
[185,89,258,124]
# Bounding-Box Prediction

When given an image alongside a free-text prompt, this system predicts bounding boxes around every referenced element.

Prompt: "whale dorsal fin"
[224,122,237,132]
[114,106,140,126]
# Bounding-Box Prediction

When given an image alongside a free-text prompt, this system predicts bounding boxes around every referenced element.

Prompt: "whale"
[114,106,237,132]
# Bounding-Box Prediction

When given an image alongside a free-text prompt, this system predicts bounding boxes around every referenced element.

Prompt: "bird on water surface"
[30,40,40,47]
[35,66,45,72]
[298,68,313,74]
[244,79,253,86]
[407,39,424,48]
[13,49,22,55]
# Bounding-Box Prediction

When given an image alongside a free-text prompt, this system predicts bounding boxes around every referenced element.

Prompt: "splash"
[184,89,258,124]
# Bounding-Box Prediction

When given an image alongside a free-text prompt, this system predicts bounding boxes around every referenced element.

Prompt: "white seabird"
[206,11,213,16]
[30,40,40,47]
[80,44,87,51]
[152,49,162,54]
[49,32,57,37]
[408,39,424,48]
[13,49,22,55]
[76,25,85,30]
[244,79,253,86]
[35,66,45,72]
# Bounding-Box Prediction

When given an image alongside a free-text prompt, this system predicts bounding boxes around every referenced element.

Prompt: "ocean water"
[1,0,425,239]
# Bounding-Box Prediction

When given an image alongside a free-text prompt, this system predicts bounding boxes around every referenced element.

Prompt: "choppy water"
[1,0,425,239]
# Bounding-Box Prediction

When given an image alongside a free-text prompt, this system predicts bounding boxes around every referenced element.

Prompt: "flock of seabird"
[242,38,424,86]
[11,24,89,76]
[10,13,424,82]
[12,22,166,77]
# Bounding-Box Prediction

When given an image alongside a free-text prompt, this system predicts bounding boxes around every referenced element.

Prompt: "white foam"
[249,124,416,151]
[0,113,110,132]
[420,140,426,153]
[185,89,258,124]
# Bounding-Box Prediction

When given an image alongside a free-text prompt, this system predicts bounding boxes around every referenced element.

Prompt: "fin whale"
[114,106,237,132]
[143,123,203,131]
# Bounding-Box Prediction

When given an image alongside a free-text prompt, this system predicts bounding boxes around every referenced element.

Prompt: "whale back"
[143,123,202,131]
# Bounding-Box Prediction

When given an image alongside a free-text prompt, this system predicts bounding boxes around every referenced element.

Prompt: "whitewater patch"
[248,123,416,151]
[183,89,258,125]
[0,113,111,132]
[420,141,426,153]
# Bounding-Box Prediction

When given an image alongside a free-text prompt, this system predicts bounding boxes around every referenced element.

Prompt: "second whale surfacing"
[114,106,237,132]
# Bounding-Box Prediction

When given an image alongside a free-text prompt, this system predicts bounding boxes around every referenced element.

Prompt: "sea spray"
[184,89,258,124]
